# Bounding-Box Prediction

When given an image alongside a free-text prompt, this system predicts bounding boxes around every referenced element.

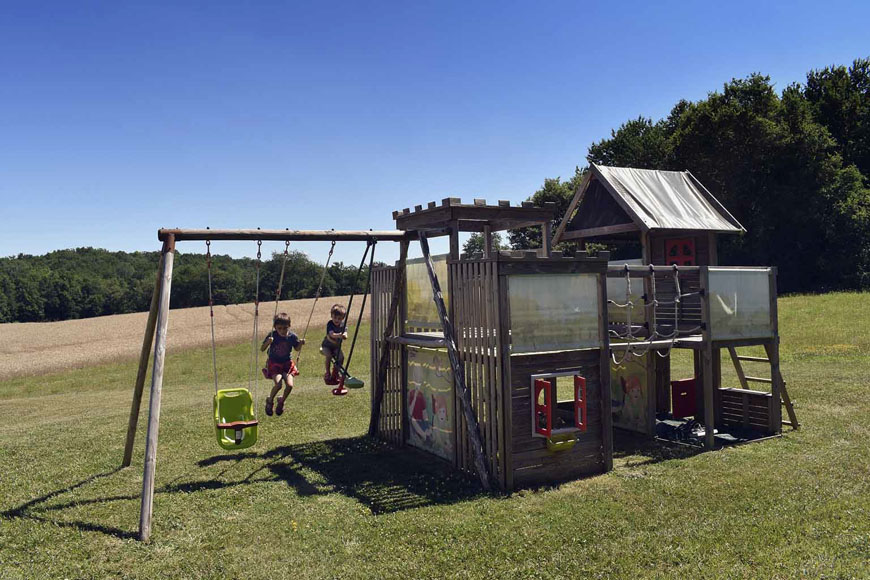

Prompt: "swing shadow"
[2,437,483,540]
[0,467,139,540]
[260,436,484,514]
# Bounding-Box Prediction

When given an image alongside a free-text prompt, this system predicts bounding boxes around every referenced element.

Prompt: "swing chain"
[296,240,337,366]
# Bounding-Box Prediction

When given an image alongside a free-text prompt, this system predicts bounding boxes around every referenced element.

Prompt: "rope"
[273,240,291,320]
[296,240,337,366]
[333,240,373,377]
[248,240,262,418]
[206,239,219,394]
[341,239,376,378]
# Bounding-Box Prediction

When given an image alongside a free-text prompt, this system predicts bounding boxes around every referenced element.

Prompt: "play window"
[531,372,587,438]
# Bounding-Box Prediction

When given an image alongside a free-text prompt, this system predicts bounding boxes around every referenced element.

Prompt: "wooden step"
[745,376,773,384]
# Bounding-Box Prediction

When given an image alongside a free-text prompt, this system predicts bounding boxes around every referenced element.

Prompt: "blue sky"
[1,1,868,265]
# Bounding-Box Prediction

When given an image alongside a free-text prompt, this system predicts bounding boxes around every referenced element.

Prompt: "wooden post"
[419,231,491,490]
[541,221,552,257]
[699,266,715,449]
[369,240,409,436]
[139,236,175,542]
[122,253,164,468]
[483,224,493,258]
[598,271,613,471]
[766,267,784,433]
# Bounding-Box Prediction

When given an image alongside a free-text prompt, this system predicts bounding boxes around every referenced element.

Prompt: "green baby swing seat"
[213,388,259,450]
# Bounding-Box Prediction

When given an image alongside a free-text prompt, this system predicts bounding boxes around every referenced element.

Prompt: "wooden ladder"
[727,346,799,429]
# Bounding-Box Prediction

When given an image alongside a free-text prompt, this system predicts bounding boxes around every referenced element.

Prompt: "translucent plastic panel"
[607,260,644,325]
[405,255,449,330]
[508,273,601,354]
[708,268,773,340]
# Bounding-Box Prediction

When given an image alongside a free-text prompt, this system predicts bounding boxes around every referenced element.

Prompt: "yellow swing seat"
[214,388,259,450]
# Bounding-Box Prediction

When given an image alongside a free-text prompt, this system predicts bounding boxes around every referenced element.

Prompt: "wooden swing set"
[123,228,408,541]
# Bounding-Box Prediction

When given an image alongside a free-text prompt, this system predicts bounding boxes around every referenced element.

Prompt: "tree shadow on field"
[1,437,483,540]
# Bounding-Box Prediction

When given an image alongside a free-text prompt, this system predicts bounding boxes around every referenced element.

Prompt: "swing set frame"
[124,228,410,542]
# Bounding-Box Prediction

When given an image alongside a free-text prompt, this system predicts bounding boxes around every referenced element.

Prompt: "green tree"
[462,232,506,255]
[804,58,870,179]
[508,171,585,251]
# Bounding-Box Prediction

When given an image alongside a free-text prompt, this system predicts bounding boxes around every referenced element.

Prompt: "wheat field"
[0,296,367,381]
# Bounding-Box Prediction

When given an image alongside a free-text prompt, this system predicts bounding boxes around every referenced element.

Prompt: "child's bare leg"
[280,375,294,401]
[324,353,331,373]
[268,376,282,401]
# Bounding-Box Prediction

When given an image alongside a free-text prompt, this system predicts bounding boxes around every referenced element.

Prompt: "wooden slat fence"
[449,260,507,488]
[371,266,404,445]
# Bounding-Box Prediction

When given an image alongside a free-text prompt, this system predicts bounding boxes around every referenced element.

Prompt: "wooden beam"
[552,170,593,246]
[369,240,409,436]
[157,229,407,242]
[418,231,491,490]
[139,235,176,542]
[122,252,164,468]
[558,223,641,240]
[699,266,715,449]
[728,347,751,390]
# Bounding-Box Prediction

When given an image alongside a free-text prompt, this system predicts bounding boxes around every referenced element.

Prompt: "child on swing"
[322,303,348,389]
[261,312,305,416]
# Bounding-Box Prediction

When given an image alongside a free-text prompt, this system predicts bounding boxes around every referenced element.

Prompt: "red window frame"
[574,375,587,432]
[534,378,552,437]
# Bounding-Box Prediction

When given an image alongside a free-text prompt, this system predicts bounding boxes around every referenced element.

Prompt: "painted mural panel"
[611,352,650,434]
[406,346,455,462]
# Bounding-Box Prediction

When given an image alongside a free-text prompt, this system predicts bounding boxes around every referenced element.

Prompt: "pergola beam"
[157,228,409,242]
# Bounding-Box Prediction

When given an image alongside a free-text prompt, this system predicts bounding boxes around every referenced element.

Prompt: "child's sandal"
[265,398,274,416]
[276,397,285,416]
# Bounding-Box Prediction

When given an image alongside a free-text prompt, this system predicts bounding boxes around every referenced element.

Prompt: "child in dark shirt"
[261,312,305,416]
[321,304,347,385]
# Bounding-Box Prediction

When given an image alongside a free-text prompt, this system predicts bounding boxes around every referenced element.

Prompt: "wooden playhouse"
[366,166,799,491]
[367,199,614,491]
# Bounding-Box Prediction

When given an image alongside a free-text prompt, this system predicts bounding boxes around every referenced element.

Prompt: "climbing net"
[608,264,704,364]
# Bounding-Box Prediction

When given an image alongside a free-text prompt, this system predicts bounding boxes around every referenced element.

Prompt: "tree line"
[4,58,869,322]
[0,247,378,323]
[482,58,870,294]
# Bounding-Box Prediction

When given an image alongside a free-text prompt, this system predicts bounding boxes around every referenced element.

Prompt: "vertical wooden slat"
[498,271,514,490]
[370,242,408,436]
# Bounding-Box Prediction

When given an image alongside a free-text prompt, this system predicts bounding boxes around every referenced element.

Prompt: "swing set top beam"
[157,228,410,243]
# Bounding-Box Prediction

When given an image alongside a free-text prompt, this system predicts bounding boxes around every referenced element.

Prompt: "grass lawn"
[1,293,869,579]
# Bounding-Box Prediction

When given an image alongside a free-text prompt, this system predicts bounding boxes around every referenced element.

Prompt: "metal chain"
[273,240,291,320]
[206,240,219,394]
[249,240,262,417]
[296,240,337,366]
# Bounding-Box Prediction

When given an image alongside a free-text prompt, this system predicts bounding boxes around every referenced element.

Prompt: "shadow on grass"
[1,436,483,540]
[613,429,705,467]
[204,436,484,514]
[1,467,138,540]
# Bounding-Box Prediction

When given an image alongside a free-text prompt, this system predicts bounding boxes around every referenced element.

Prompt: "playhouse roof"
[554,164,745,242]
